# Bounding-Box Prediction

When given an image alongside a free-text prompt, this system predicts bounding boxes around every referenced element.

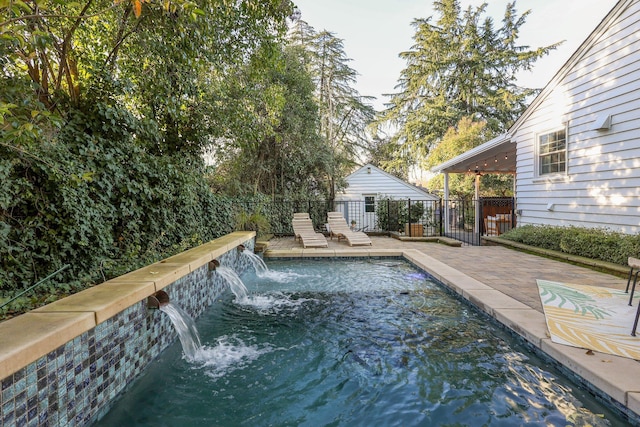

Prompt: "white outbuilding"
[334,164,439,232]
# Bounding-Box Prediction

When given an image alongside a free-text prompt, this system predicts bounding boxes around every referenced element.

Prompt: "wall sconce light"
[504,153,508,160]
[367,166,371,174]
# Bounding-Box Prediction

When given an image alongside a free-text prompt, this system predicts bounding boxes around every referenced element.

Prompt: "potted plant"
[350,219,357,231]
[404,202,425,236]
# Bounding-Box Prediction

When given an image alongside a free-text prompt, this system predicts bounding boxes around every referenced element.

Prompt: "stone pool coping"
[2,232,637,424]
[263,246,640,422]
[0,231,255,381]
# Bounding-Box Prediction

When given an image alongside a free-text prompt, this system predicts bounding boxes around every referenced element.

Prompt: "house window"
[538,128,566,175]
[364,196,375,213]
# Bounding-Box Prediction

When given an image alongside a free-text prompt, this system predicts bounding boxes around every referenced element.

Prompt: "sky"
[291,0,619,111]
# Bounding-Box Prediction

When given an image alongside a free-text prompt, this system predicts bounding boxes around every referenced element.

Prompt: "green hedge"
[0,102,265,318]
[500,225,640,266]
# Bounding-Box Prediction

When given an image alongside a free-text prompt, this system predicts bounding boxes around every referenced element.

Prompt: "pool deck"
[264,235,640,421]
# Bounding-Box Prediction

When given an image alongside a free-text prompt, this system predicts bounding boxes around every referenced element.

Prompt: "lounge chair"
[292,216,328,248]
[326,213,372,246]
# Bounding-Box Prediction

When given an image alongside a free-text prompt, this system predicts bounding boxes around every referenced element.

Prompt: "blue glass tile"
[3,410,15,426]
[14,377,25,394]
[3,399,16,417]
[2,376,13,390]
[15,399,26,418]
[14,414,27,427]
[2,382,14,401]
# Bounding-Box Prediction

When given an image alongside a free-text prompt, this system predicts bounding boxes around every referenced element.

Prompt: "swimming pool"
[96,259,623,426]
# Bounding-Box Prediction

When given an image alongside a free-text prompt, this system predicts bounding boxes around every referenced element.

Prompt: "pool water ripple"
[96,260,621,426]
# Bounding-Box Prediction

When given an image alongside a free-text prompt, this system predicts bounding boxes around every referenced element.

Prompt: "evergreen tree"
[376,0,560,171]
[298,27,375,201]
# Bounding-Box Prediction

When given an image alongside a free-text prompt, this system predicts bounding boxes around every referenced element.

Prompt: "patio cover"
[430,133,515,175]
[430,133,516,233]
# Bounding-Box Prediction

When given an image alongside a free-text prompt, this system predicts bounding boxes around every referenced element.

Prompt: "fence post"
[407,199,412,237]
[386,199,390,233]
[439,199,444,236]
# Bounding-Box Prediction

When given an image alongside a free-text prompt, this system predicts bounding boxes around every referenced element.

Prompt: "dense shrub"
[0,102,260,318]
[501,225,640,266]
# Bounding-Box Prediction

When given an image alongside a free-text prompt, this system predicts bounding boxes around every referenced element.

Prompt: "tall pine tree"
[376,0,560,173]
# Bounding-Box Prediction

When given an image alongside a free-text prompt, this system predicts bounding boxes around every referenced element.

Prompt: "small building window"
[364,196,375,213]
[538,128,566,176]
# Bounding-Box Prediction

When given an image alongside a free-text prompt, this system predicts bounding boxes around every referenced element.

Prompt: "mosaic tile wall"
[0,239,255,427]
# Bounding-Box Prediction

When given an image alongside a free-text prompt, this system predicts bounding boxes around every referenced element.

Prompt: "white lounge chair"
[326,213,372,246]
[292,215,328,248]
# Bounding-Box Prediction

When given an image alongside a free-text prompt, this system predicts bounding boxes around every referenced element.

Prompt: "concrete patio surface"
[263,235,640,422]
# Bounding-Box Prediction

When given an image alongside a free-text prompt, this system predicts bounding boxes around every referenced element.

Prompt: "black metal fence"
[234,197,515,246]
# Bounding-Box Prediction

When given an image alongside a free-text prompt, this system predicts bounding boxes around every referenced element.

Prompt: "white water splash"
[216,266,249,302]
[159,302,202,361]
[258,270,316,283]
[242,250,268,275]
[237,292,313,314]
[193,335,274,379]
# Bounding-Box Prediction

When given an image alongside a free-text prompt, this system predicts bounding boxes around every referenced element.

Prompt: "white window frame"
[536,127,568,177]
[364,195,376,213]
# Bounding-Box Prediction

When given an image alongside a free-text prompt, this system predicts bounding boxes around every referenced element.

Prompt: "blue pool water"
[96,259,624,426]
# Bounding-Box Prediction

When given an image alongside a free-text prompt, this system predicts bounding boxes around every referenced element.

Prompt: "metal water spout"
[147,290,170,310]
[237,244,246,252]
[208,259,220,270]
[208,259,220,278]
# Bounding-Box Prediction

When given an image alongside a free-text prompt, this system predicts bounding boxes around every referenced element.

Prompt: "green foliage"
[210,44,333,199]
[409,202,425,223]
[375,196,401,232]
[375,197,439,235]
[0,0,296,318]
[500,225,572,251]
[426,116,487,197]
[501,225,640,266]
[375,196,411,232]
[376,0,561,169]
[235,205,272,238]
[477,174,514,197]
[0,98,270,318]
[290,24,376,200]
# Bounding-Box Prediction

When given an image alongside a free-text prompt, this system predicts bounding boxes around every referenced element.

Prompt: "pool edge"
[265,246,640,423]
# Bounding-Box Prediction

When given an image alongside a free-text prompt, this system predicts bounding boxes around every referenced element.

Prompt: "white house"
[335,164,439,231]
[433,0,640,234]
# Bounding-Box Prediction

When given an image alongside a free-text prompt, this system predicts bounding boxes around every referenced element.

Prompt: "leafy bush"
[0,101,264,318]
[409,202,425,223]
[501,225,640,266]
[375,196,408,232]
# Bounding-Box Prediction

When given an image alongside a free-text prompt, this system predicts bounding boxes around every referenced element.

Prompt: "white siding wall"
[336,167,438,201]
[515,0,640,234]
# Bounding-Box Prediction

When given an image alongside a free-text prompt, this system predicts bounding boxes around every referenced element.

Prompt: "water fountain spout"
[216,266,249,301]
[237,244,246,252]
[241,249,268,275]
[147,290,170,310]
[159,302,202,360]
